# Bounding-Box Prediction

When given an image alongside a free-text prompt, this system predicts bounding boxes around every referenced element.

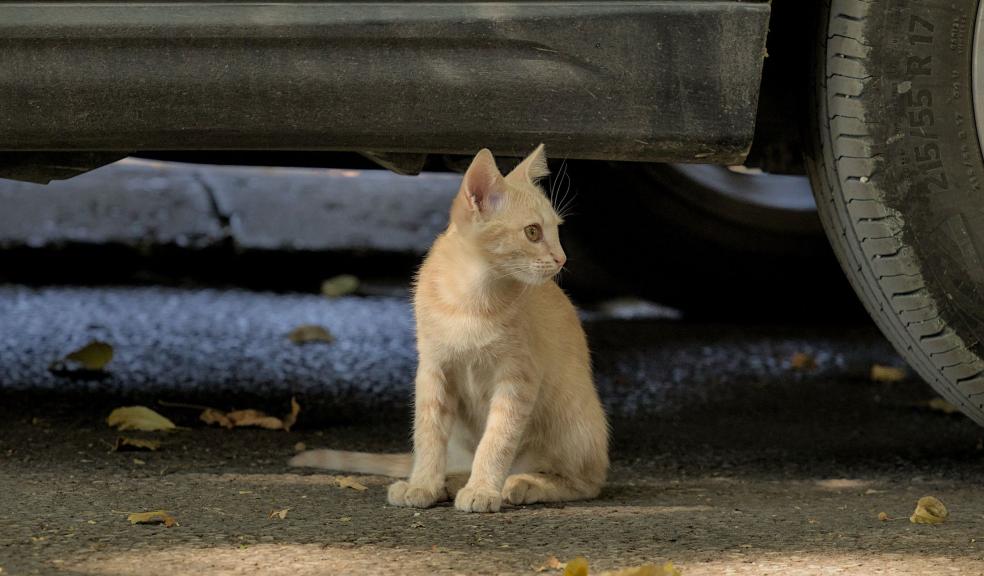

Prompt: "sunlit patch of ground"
[61,546,983,576]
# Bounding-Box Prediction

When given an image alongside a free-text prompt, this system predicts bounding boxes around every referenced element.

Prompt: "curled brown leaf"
[127,510,178,527]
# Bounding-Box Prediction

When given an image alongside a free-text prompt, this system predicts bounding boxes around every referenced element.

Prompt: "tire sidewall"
[872,0,984,349]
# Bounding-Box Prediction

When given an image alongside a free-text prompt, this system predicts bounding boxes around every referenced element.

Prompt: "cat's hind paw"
[502,474,545,505]
[387,480,445,508]
[454,485,502,513]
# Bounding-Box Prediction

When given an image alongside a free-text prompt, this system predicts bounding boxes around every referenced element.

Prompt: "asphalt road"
[3,285,984,575]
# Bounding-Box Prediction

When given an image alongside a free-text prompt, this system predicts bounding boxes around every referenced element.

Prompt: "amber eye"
[524,224,542,242]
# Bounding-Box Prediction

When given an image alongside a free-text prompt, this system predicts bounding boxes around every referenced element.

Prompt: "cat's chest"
[424,309,513,355]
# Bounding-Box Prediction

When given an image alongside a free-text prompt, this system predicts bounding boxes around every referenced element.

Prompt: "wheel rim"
[664,164,820,235]
[975,0,984,158]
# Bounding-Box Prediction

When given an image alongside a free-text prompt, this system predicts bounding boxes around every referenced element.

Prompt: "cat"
[290,144,609,512]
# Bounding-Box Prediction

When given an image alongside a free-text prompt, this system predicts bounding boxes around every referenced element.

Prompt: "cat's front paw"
[387,480,446,508]
[454,485,502,513]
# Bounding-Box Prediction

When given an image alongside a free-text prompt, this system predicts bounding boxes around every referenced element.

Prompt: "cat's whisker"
[557,188,577,219]
[555,171,573,217]
[489,266,530,282]
[549,158,568,209]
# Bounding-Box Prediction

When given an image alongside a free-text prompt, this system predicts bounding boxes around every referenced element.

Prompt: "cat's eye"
[524,224,542,242]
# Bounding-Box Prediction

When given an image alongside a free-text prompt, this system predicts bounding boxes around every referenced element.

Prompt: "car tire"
[806,0,984,424]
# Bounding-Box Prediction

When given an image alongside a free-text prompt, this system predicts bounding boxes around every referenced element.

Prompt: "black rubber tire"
[806,0,984,424]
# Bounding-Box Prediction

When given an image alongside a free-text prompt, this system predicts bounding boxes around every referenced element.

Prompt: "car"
[3,0,984,427]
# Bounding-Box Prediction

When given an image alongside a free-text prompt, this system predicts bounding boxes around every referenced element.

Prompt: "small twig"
[157,399,216,411]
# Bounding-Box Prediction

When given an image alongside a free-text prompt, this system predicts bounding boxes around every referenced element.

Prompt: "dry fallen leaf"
[200,408,234,428]
[49,341,114,374]
[200,397,300,431]
[910,495,948,524]
[870,364,906,382]
[226,409,285,430]
[321,274,360,298]
[927,398,959,414]
[337,476,368,491]
[535,555,567,572]
[282,397,301,432]
[790,352,817,370]
[269,508,290,520]
[127,510,178,528]
[294,442,307,452]
[112,437,161,452]
[107,406,176,432]
[598,563,681,576]
[563,557,589,576]
[878,512,890,522]
[288,325,334,345]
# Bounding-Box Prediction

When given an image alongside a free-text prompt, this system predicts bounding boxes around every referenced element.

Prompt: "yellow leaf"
[107,406,176,432]
[321,274,360,298]
[660,562,682,576]
[927,398,959,414]
[288,325,334,344]
[66,341,113,369]
[870,364,906,382]
[598,563,681,576]
[127,510,178,527]
[910,496,948,524]
[49,341,114,373]
[535,555,566,572]
[878,512,889,521]
[112,437,161,452]
[337,476,368,491]
[563,557,589,576]
[293,442,307,452]
[269,508,290,520]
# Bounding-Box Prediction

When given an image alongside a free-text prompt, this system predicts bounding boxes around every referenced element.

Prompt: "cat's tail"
[288,449,412,477]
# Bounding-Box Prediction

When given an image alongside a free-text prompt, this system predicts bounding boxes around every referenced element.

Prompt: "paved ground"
[2,285,984,575]
[0,159,456,253]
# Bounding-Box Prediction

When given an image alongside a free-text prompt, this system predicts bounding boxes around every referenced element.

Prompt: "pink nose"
[553,254,566,267]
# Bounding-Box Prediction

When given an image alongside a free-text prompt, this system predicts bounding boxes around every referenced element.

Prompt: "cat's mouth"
[528,265,562,284]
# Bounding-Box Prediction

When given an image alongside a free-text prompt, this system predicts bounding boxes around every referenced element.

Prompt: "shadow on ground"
[1,287,983,575]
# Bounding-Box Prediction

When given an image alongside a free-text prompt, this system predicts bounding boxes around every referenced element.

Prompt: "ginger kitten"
[291,145,609,512]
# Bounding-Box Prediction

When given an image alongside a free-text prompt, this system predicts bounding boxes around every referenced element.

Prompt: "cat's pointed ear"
[506,143,549,184]
[452,148,505,225]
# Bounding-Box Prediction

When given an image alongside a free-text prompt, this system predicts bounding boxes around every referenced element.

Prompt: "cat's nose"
[552,253,566,267]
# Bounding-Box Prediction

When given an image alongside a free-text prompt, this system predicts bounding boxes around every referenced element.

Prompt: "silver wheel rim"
[975,0,984,158]
[666,164,819,234]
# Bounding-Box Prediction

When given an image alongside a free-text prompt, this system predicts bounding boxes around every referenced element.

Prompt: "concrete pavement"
[2,286,984,575]
[0,159,457,254]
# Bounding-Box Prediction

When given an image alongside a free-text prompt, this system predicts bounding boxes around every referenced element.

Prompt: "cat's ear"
[452,148,505,225]
[506,143,549,184]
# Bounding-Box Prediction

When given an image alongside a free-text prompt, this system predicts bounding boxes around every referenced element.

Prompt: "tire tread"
[809,0,984,423]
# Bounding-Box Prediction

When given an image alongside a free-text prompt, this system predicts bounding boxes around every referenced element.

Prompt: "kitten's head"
[450,144,566,285]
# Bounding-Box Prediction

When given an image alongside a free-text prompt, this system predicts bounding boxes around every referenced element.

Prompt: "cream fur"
[290,145,609,512]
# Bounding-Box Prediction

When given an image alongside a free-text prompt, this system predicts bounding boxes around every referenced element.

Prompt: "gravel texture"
[2,286,984,575]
